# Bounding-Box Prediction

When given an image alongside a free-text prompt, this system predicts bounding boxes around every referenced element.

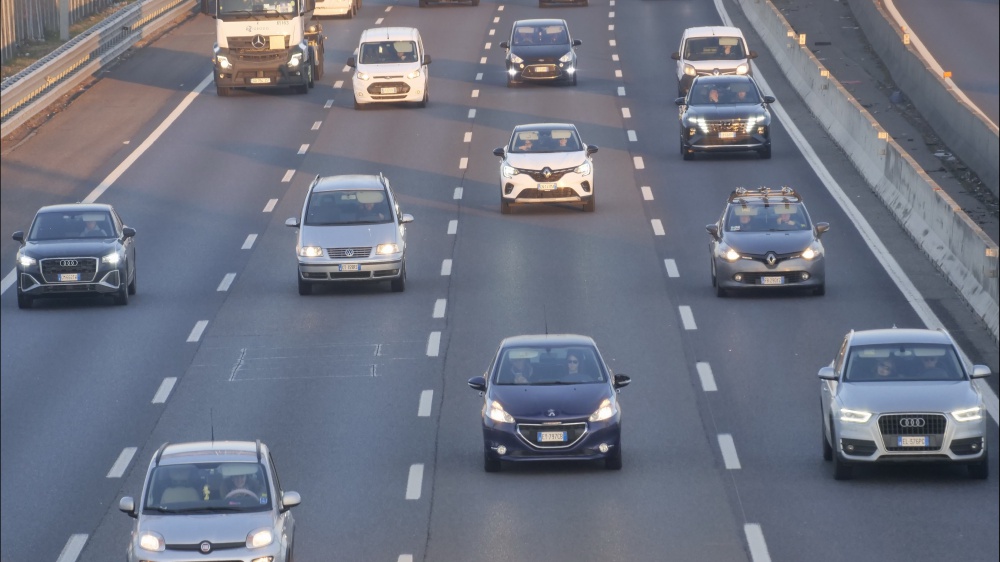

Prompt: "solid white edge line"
[713,0,999,425]
[744,524,772,562]
[187,320,209,343]
[696,362,717,391]
[433,298,447,319]
[152,377,177,403]
[1,269,14,294]
[107,447,137,478]
[717,434,741,469]
[405,464,424,500]
[664,259,680,278]
[55,534,88,562]
[441,259,452,276]
[427,332,441,356]
[418,390,433,417]
[679,306,697,330]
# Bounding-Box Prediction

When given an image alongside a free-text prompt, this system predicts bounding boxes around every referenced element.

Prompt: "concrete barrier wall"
[848,0,999,200]
[736,0,999,342]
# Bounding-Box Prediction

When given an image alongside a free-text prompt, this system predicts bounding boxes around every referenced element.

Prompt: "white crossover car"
[347,26,430,108]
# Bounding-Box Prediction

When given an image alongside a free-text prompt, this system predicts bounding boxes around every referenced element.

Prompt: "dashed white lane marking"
[476,72,483,81]
[341,65,350,73]
[441,259,452,276]
[298,144,309,155]
[464,132,472,142]
[399,556,414,562]
[471,89,479,98]
[433,299,447,319]
[493,16,500,22]
[664,259,680,278]
[468,109,477,118]
[217,273,236,292]
[609,39,616,46]
[56,534,87,562]
[427,332,441,356]
[485,42,492,50]
[744,524,772,562]
[609,11,615,18]
[615,69,623,78]
[311,121,321,131]
[609,24,615,31]
[281,170,295,182]
[633,156,645,169]
[621,107,631,118]
[641,186,653,200]
[718,434,741,469]
[405,464,424,500]
[384,5,391,10]
[489,29,495,36]
[418,390,433,417]
[263,199,278,213]
[679,306,697,330]
[448,220,458,235]
[454,187,464,199]
[324,99,333,108]
[459,157,468,169]
[497,5,504,11]
[627,130,637,142]
[242,234,257,250]
[375,17,384,24]
[152,377,177,403]
[187,321,209,343]
[107,447,137,478]
[651,219,665,236]
[612,54,619,62]
[610,0,615,5]
[617,86,625,96]
[480,56,487,64]
[333,80,344,88]
[696,362,717,391]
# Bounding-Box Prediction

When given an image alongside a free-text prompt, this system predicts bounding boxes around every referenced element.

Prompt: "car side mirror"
[423,54,432,65]
[748,50,759,59]
[763,95,776,104]
[285,217,300,228]
[400,213,414,224]
[500,41,509,50]
[671,52,681,60]
[815,222,830,236]
[586,145,598,155]
[346,56,356,68]
[468,376,486,392]
[675,97,686,106]
[281,491,302,511]
[572,39,582,47]
[613,374,631,389]
[493,147,506,157]
[122,226,136,239]
[817,366,838,380]
[119,496,137,518]
[12,231,24,243]
[706,224,720,239]
[971,365,992,379]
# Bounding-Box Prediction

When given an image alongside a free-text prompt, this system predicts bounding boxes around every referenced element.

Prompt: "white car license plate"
[59,273,80,282]
[381,87,398,94]
[761,276,784,285]
[249,77,271,84]
[718,132,736,139]
[538,431,567,443]
[339,264,360,272]
[537,182,557,191]
[898,436,928,447]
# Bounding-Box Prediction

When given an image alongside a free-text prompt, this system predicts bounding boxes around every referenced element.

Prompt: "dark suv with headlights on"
[12,203,136,308]
[675,74,774,159]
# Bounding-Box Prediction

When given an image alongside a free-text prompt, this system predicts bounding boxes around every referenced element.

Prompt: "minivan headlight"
[509,53,524,64]
[559,52,573,63]
[356,71,371,81]
[376,243,400,255]
[736,63,749,75]
[683,63,697,77]
[299,246,323,258]
[406,69,422,79]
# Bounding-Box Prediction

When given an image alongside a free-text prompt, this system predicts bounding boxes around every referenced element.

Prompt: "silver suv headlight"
[839,408,872,423]
[952,406,983,422]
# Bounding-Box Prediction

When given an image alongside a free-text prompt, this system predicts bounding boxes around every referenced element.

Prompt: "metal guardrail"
[0,0,197,138]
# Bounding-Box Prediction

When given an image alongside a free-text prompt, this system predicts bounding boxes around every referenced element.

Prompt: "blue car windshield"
[495,346,607,385]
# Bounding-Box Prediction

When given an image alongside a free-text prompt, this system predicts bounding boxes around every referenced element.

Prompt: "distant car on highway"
[706,187,828,296]
[468,334,631,472]
[672,26,758,96]
[818,328,992,480]
[285,173,413,294]
[119,440,301,562]
[675,74,774,160]
[347,27,431,108]
[11,203,136,308]
[492,122,598,213]
[500,19,581,87]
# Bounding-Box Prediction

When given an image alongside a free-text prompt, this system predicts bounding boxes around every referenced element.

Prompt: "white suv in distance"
[672,26,757,96]
[347,27,430,108]
[286,173,413,294]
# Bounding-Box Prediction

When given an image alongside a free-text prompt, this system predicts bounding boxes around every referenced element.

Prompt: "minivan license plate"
[339,264,360,271]
[718,132,736,139]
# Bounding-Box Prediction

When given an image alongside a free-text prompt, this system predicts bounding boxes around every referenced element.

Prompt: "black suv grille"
[878,413,946,452]
[40,257,98,283]
[707,119,747,133]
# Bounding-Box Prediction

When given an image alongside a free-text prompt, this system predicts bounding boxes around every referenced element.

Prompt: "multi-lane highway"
[1,1,997,561]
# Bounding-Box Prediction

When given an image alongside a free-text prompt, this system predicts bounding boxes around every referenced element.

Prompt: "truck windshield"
[219,0,297,17]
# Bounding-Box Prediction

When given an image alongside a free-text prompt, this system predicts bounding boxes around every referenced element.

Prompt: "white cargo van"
[347,27,431,109]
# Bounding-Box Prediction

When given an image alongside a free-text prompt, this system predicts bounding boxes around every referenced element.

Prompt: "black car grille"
[515,188,580,199]
[740,251,799,267]
[228,36,290,62]
[522,64,561,78]
[166,540,244,552]
[40,257,98,283]
[367,81,411,96]
[707,119,747,133]
[522,168,572,182]
[517,422,587,449]
[327,247,372,259]
[878,413,946,452]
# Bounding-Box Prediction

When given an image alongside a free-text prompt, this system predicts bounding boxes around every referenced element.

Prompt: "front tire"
[216,85,231,97]
[968,454,989,480]
[390,264,406,293]
[484,448,501,473]
[297,276,312,296]
[16,288,32,309]
[582,192,595,212]
[114,278,129,306]
[500,197,512,215]
[604,443,623,470]
[681,142,694,161]
[822,421,833,461]
[127,265,137,295]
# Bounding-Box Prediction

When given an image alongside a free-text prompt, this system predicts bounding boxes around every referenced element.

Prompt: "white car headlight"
[801,242,823,260]
[839,408,872,423]
[17,253,36,267]
[288,53,302,68]
[588,398,617,422]
[501,164,519,178]
[406,69,421,79]
[487,400,514,423]
[574,160,592,176]
[356,71,371,81]
[509,53,523,64]
[683,63,697,77]
[246,528,274,549]
[216,55,232,70]
[138,531,165,552]
[299,246,323,258]
[376,243,400,255]
[559,52,573,63]
[744,116,758,133]
[952,406,983,422]
[736,63,749,75]
[101,252,121,265]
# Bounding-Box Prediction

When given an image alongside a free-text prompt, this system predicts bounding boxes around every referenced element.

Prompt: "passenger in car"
[79,219,109,237]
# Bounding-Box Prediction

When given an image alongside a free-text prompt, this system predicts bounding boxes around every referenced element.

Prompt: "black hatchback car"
[468,334,631,472]
[675,74,774,160]
[500,19,581,87]
[12,203,136,308]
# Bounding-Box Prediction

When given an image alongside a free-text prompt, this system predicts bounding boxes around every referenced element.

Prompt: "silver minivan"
[672,26,757,96]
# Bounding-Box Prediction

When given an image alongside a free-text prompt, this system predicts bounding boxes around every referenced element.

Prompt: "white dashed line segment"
[464,132,472,142]
[281,170,295,182]
[448,220,458,235]
[664,259,679,278]
[427,332,441,356]
[263,199,278,213]
[468,109,477,118]
[311,121,321,131]
[152,377,178,403]
[217,273,236,292]
[459,157,468,169]
[696,362,717,391]
[679,306,697,330]
[621,107,631,118]
[718,434,741,469]
[107,447,137,478]
[441,260,452,276]
[454,187,464,199]
[242,234,257,250]
[433,299,447,319]
[418,390,433,417]
[627,130,637,142]
[641,186,653,200]
[298,144,309,155]
[634,156,645,169]
[651,219,665,236]
[55,534,88,562]
[744,524,772,562]
[405,464,424,500]
[187,321,209,343]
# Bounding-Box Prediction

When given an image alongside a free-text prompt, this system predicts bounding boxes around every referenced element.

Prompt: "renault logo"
[199,541,212,554]
[898,417,926,428]
[59,259,79,267]
[765,252,777,266]
[345,249,354,257]
[712,68,721,75]
[546,409,557,417]
[251,34,267,49]
[542,167,553,179]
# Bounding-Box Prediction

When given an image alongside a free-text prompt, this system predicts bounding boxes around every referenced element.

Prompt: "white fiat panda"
[672,26,758,96]
[348,27,431,109]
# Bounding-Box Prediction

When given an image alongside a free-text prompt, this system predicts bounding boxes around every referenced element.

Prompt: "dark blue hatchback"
[468,334,631,472]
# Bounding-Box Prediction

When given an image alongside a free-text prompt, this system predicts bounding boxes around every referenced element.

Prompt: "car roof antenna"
[210,407,215,444]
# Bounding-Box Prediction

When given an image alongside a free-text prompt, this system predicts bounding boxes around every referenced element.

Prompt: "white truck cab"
[672,26,757,96]
[347,27,430,109]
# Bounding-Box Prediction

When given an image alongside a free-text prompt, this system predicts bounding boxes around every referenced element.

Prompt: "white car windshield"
[510,129,582,153]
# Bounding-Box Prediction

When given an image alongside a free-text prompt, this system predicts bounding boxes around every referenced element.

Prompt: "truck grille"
[228,35,291,62]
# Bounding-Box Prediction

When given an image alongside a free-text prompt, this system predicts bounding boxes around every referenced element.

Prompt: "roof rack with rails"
[729,186,800,206]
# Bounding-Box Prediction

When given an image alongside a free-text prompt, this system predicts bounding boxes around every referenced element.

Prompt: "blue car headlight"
[589,399,617,422]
